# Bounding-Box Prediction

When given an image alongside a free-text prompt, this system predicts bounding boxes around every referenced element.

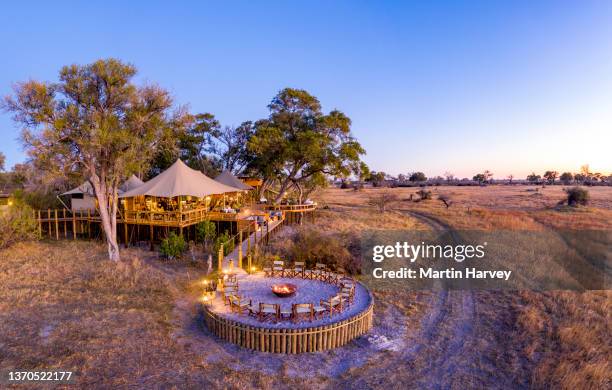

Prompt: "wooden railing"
[203,297,373,353]
[265,203,317,212]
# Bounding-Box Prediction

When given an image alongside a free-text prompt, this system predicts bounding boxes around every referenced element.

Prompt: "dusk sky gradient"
[1,1,611,178]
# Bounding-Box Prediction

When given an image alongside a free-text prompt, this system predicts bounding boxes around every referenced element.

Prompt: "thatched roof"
[119,159,239,198]
[214,170,253,191]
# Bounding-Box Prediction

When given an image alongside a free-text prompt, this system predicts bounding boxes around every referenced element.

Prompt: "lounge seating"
[313,303,326,319]
[321,295,343,318]
[263,266,273,277]
[292,303,314,323]
[290,261,304,278]
[223,285,239,304]
[272,260,285,277]
[259,303,279,322]
[340,285,355,305]
[312,263,328,281]
[229,295,251,314]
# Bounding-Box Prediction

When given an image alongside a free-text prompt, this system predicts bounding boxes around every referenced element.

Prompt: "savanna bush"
[270,226,360,274]
[564,187,589,206]
[0,200,39,249]
[159,232,186,259]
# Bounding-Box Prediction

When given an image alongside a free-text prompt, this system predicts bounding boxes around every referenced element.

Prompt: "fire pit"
[271,283,297,298]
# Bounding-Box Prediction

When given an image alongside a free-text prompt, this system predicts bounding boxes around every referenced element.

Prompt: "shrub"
[416,189,432,200]
[0,200,39,249]
[564,187,589,207]
[159,232,186,259]
[367,191,398,212]
[270,227,359,274]
[195,220,216,247]
[438,194,452,208]
[214,230,234,256]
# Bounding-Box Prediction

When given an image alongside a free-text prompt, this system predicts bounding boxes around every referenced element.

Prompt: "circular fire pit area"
[202,262,373,353]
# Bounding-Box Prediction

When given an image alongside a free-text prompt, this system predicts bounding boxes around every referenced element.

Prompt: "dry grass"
[0,185,610,388]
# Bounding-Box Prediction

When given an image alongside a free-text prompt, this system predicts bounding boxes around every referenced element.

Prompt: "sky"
[1,1,611,179]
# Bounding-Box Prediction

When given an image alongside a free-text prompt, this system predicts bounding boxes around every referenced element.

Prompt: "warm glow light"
[7,200,13,206]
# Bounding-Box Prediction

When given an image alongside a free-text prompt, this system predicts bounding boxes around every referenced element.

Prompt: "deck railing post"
[238,230,243,269]
[218,244,224,272]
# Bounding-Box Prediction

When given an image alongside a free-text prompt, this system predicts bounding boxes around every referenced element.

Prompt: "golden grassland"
[0,185,609,388]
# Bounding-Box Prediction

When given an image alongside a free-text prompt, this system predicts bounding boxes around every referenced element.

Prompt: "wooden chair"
[321,295,343,318]
[247,301,260,317]
[225,274,237,284]
[292,303,314,323]
[340,285,355,305]
[263,266,273,277]
[290,261,305,278]
[259,303,279,322]
[313,302,327,319]
[272,260,285,277]
[313,263,328,281]
[279,307,292,321]
[229,295,250,314]
[223,285,239,304]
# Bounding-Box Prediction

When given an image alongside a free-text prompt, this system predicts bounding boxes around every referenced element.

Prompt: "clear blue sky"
[1,1,611,178]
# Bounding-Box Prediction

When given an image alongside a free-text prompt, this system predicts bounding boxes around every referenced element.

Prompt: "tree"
[560,172,573,185]
[444,171,455,183]
[527,172,541,184]
[195,220,216,250]
[438,193,452,208]
[368,171,387,187]
[507,174,514,184]
[248,88,365,203]
[148,112,220,178]
[483,170,493,183]
[409,172,427,183]
[356,161,370,182]
[212,122,255,174]
[367,190,398,212]
[397,173,407,183]
[0,152,5,172]
[4,59,179,261]
[473,173,486,185]
[543,170,558,184]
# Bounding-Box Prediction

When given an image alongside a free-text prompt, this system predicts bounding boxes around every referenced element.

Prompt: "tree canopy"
[3,58,181,260]
[247,88,365,202]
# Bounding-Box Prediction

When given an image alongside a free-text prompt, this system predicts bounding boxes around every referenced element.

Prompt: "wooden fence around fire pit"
[203,302,374,353]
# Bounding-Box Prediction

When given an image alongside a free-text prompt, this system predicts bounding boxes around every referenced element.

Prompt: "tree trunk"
[90,174,121,262]
[274,177,292,204]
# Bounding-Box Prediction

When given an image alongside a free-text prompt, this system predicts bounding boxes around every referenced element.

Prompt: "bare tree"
[367,191,398,212]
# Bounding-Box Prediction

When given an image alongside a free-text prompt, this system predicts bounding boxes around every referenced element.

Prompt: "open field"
[0,185,610,388]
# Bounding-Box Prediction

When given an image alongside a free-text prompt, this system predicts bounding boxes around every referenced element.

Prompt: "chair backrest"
[294,261,305,267]
[293,303,313,312]
[259,303,278,312]
[315,263,326,270]
[331,295,342,305]
[273,260,284,266]
[229,295,240,305]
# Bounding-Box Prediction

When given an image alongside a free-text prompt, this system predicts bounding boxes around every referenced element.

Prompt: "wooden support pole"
[149,225,154,251]
[124,222,129,248]
[247,253,252,273]
[218,243,224,272]
[38,210,42,237]
[47,208,51,238]
[54,209,59,240]
[72,211,76,240]
[63,209,67,238]
[238,230,243,269]
[87,209,91,239]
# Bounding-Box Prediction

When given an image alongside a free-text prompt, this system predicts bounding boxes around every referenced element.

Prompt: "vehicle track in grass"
[338,209,531,389]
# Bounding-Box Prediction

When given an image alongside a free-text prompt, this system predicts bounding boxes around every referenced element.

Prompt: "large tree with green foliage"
[247,88,365,203]
[0,152,5,172]
[3,59,181,261]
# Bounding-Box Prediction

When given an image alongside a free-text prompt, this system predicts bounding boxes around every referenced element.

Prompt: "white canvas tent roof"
[62,174,145,197]
[214,170,253,191]
[120,175,145,192]
[62,182,95,197]
[119,159,239,198]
